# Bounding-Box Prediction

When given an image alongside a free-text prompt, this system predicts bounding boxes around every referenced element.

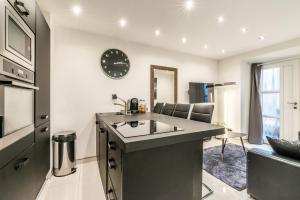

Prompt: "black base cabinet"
[96,114,109,194]
[106,128,203,200]
[34,122,50,192]
[0,145,36,200]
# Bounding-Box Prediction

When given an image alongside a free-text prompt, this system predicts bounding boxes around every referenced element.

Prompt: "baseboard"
[76,156,97,165]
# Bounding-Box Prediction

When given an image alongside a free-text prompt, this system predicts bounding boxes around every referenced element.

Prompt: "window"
[260,67,280,141]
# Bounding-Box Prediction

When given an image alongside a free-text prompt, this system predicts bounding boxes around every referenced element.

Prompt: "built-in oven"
[0,55,37,138]
[0,0,35,71]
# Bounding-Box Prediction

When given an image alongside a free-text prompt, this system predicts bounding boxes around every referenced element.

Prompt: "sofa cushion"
[266,136,300,160]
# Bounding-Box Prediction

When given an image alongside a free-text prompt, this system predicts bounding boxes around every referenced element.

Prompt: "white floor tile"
[38,139,266,200]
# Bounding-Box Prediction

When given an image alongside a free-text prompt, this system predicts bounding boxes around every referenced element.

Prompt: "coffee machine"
[127,98,139,114]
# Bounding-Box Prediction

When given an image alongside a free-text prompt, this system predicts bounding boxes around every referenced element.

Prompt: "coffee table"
[216,132,247,160]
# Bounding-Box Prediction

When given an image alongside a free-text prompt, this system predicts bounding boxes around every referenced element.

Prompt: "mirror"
[150,65,178,110]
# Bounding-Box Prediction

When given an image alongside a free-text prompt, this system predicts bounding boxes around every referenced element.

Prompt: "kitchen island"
[96,112,224,200]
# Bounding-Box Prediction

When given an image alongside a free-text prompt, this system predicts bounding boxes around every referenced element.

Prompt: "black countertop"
[96,112,224,152]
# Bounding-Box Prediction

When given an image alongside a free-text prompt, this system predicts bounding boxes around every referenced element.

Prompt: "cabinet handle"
[14,0,30,16]
[41,127,49,132]
[41,114,49,119]
[100,128,105,133]
[108,141,116,150]
[108,158,116,169]
[15,158,30,170]
[107,189,116,200]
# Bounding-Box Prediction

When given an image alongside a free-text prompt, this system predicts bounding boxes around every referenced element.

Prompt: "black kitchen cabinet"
[8,0,36,32]
[34,122,50,193]
[0,145,36,200]
[0,131,34,169]
[35,3,50,127]
[105,128,202,200]
[96,114,108,194]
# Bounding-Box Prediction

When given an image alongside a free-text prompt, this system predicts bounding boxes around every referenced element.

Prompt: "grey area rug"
[203,144,247,191]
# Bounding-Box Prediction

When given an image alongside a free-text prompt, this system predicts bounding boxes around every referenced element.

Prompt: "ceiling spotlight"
[204,44,208,49]
[241,27,248,33]
[119,18,127,28]
[182,37,187,44]
[221,49,225,54]
[218,16,224,23]
[258,35,265,41]
[72,5,81,16]
[155,30,160,36]
[185,0,194,11]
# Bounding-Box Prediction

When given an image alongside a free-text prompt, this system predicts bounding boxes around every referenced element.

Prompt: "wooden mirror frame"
[150,65,178,111]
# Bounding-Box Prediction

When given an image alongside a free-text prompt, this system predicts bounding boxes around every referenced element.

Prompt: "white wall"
[51,27,218,159]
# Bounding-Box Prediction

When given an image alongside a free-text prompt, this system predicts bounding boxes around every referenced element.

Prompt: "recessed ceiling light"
[155,30,160,36]
[72,5,81,16]
[241,27,248,33]
[258,35,265,41]
[185,0,194,11]
[204,44,208,49]
[218,16,224,23]
[119,18,127,28]
[221,49,225,54]
[182,37,187,44]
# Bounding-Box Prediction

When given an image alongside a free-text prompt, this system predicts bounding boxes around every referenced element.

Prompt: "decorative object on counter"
[100,49,130,79]
[52,131,77,177]
[138,99,147,113]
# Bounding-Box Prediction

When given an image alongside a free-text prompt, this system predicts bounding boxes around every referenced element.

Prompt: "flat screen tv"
[189,82,214,103]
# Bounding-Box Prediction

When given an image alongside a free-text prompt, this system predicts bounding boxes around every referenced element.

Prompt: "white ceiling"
[38,0,300,59]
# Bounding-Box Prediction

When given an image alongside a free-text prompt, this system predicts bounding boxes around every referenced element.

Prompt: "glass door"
[260,67,280,141]
[261,60,300,141]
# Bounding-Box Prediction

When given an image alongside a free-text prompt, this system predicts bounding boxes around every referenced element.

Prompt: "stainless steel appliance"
[52,131,77,177]
[0,0,35,71]
[128,98,139,114]
[0,55,38,138]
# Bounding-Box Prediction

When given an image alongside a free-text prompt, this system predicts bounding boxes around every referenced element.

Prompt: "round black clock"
[100,49,130,79]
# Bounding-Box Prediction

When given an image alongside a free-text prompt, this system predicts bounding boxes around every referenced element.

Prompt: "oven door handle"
[0,81,39,90]
[14,0,30,16]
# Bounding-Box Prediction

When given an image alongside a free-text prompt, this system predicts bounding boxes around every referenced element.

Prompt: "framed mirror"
[150,65,178,111]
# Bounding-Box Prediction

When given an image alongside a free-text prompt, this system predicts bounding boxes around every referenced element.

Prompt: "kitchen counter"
[96,112,225,200]
[96,112,224,153]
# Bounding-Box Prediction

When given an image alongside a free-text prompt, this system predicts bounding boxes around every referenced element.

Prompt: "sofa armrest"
[247,148,300,200]
[248,148,300,167]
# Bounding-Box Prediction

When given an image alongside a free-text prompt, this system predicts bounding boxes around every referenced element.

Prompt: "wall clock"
[100,49,130,79]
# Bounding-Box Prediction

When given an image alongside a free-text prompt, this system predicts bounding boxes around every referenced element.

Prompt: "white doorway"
[281,60,300,141]
[260,59,300,141]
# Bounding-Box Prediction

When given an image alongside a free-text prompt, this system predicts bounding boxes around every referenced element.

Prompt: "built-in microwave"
[0,0,35,71]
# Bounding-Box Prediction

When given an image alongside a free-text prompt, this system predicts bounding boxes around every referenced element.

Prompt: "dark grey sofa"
[247,148,300,200]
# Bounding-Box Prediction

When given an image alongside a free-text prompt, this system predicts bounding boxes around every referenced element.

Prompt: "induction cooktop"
[111,120,184,138]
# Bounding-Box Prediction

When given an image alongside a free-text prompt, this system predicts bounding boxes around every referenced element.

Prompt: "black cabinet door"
[34,122,50,193]
[35,3,50,127]
[99,123,108,194]
[8,0,36,32]
[0,145,36,200]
